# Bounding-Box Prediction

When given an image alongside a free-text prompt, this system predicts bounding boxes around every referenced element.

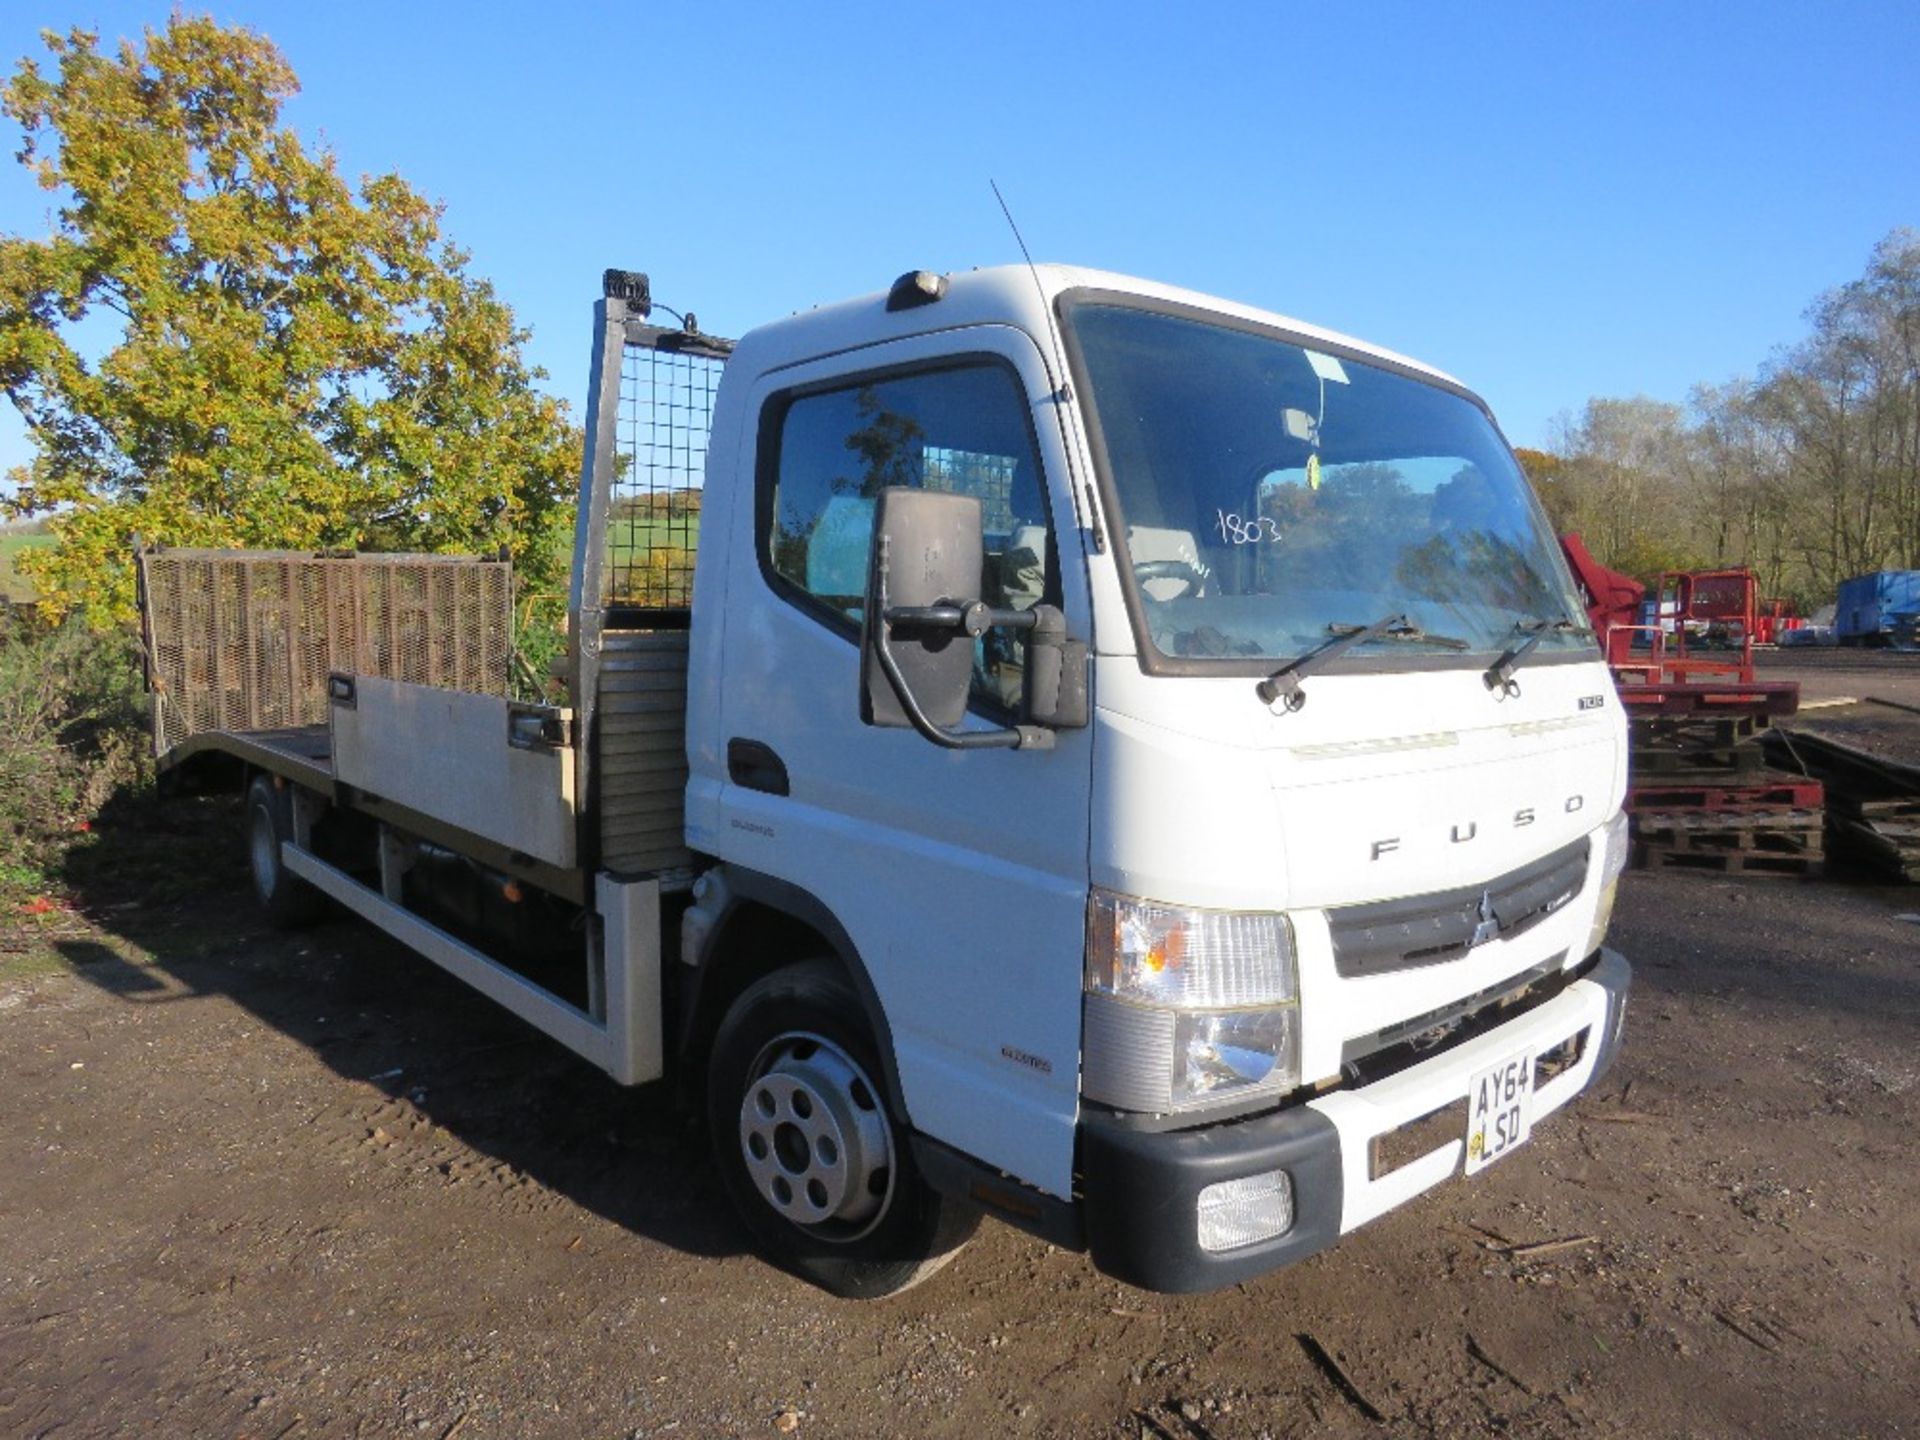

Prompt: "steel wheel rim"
[738,1031,894,1243]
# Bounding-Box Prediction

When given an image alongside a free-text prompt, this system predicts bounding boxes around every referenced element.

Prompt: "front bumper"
[1081,948,1631,1293]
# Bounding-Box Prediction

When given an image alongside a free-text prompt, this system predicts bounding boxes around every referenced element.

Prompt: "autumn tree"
[1755,229,1920,591]
[1551,397,1702,574]
[1545,230,1920,612]
[0,18,577,624]
[1512,447,1571,530]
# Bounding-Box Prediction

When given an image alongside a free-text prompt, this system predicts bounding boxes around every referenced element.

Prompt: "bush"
[0,610,148,900]
[511,590,569,703]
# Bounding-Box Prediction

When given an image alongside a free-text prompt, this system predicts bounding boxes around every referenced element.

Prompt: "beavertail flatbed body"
[136,540,671,1080]
[138,264,1634,1299]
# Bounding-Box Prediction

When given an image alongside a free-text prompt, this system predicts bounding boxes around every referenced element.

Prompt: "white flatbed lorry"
[140,264,1632,1297]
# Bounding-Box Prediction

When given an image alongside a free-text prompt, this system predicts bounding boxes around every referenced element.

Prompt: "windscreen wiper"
[1256,613,1468,711]
[1482,618,1593,694]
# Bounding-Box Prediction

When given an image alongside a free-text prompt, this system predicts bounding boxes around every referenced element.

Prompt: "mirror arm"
[873,621,1039,750]
[885,602,1040,636]
[883,603,969,629]
[873,549,1053,752]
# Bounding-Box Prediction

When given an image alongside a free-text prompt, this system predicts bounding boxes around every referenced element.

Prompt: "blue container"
[1834,570,1920,640]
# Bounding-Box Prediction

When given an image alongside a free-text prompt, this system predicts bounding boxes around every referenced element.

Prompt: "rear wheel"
[707,961,978,1298]
[245,774,327,929]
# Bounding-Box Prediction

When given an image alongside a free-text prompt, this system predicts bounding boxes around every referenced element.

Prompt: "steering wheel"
[1134,558,1209,600]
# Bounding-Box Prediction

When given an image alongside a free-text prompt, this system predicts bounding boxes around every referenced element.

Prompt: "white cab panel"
[705,325,1094,1198]
[1088,654,1626,1087]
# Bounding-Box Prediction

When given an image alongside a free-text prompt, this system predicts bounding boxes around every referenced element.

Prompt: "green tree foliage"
[1751,229,1920,594]
[1511,447,1570,529]
[0,612,146,889]
[0,18,578,624]
[1545,229,1920,612]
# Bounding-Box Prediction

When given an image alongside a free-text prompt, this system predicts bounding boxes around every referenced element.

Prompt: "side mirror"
[859,487,1065,752]
[860,487,981,732]
[1023,606,1089,729]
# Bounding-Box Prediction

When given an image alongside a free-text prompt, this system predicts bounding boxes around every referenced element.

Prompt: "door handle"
[727,738,790,797]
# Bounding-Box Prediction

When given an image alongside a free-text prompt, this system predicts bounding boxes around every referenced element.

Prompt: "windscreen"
[1064,301,1590,666]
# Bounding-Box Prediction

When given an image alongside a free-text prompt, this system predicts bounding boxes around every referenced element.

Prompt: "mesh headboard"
[603,332,728,610]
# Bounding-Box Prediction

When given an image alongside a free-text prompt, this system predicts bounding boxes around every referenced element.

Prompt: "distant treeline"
[1518,228,1920,612]
[610,489,703,524]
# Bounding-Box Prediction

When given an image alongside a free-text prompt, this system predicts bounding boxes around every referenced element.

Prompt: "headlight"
[1083,891,1300,1114]
[1583,810,1631,959]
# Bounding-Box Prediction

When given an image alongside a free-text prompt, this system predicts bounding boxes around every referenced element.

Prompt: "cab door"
[710,325,1092,1198]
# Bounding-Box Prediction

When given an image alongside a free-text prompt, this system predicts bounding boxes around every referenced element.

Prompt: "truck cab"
[656,265,1630,1292]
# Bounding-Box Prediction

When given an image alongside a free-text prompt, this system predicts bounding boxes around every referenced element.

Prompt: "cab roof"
[727,263,1473,401]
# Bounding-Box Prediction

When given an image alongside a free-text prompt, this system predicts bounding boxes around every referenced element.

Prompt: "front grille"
[1340,953,1571,1077]
[1328,838,1589,978]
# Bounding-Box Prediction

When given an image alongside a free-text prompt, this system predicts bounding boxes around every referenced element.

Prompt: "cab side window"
[763,362,1055,710]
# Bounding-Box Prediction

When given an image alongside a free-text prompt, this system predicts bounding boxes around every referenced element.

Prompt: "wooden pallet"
[1618,682,1800,719]
[1631,744,1768,779]
[1827,793,1920,821]
[1827,814,1920,882]
[1630,714,1774,779]
[1636,845,1824,877]
[1758,728,1919,884]
[1629,774,1825,813]
[1633,807,1824,877]
[1631,713,1772,749]
[1635,807,1823,848]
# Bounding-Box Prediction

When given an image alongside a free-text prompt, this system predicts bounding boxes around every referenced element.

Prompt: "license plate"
[1465,1049,1534,1175]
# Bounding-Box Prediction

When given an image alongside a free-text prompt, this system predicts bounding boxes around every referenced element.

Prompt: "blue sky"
[3,1,1916,482]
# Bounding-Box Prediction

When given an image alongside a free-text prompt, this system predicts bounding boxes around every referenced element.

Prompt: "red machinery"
[1558,532,1643,665]
[1652,567,1757,685]
[1558,538,1819,880]
[1558,535,1798,718]
[1754,598,1799,646]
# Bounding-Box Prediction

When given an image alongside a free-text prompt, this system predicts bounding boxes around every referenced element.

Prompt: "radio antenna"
[991,179,1040,278]
[990,178,1103,548]
[991,178,1070,406]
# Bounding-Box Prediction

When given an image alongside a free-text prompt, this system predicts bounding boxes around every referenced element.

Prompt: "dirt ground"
[3,648,1917,1439]
[2,866,1915,1439]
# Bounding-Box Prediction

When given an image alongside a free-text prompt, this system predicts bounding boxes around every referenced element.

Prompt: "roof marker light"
[886,270,948,311]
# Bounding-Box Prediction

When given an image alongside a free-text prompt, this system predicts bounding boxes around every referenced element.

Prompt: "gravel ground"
[3,858,1916,1439]
[1755,646,1920,709]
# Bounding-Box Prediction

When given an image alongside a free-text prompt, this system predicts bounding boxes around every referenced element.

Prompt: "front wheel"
[706,962,979,1298]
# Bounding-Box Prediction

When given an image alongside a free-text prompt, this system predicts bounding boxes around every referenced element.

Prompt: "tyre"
[245,774,328,929]
[707,961,979,1298]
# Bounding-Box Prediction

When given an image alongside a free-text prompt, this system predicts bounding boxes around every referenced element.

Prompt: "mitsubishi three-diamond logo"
[1468,890,1502,949]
